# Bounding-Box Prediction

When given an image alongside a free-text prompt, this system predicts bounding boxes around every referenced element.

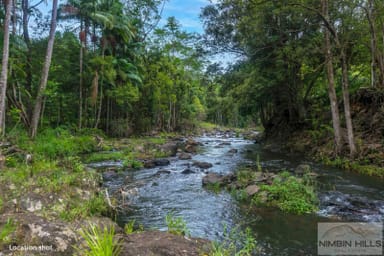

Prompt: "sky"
[41,0,212,34]
[160,0,213,33]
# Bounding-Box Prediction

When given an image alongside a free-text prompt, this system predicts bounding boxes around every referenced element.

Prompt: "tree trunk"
[0,0,13,135]
[22,0,33,120]
[340,49,357,157]
[30,0,58,138]
[79,23,84,130]
[322,0,342,155]
[365,0,384,87]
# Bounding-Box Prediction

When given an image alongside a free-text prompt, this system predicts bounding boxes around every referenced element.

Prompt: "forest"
[0,0,382,161]
[0,0,383,255]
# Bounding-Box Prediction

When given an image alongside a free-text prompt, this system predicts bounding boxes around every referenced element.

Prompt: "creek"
[90,132,384,255]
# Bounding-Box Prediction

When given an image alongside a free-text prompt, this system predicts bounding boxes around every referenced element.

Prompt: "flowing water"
[92,133,384,255]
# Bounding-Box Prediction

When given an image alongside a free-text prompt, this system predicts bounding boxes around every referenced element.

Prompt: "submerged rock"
[228,148,238,154]
[154,158,171,166]
[156,169,171,175]
[102,170,119,181]
[181,169,196,175]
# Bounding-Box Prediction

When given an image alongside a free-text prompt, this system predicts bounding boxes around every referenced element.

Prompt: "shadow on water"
[96,133,384,255]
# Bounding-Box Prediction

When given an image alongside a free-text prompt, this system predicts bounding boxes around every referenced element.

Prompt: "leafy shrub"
[253,171,318,214]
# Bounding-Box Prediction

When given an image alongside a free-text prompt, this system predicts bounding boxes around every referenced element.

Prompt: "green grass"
[252,171,318,214]
[75,223,121,256]
[0,218,16,245]
[205,182,222,193]
[321,156,384,177]
[165,212,189,236]
[59,193,108,221]
[124,220,135,234]
[123,220,143,235]
[209,226,257,256]
[7,127,97,160]
[85,152,125,163]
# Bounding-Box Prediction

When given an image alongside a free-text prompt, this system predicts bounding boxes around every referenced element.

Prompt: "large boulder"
[0,213,79,255]
[121,231,210,256]
[184,138,201,153]
[159,141,180,156]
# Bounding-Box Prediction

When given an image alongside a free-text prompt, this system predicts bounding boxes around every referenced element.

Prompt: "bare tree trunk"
[322,0,342,155]
[30,0,58,138]
[22,0,33,114]
[365,0,384,87]
[340,49,357,157]
[79,38,84,130]
[0,0,13,135]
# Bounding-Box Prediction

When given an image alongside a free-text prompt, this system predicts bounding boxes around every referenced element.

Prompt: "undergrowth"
[252,171,318,214]
[75,223,121,256]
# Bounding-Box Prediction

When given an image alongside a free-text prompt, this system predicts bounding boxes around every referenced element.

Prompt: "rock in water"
[228,148,238,154]
[295,164,311,175]
[192,161,213,169]
[202,173,224,186]
[154,159,170,166]
[178,152,192,160]
[181,169,195,175]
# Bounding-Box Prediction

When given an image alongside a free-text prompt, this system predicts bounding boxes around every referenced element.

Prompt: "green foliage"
[122,158,143,169]
[209,226,257,256]
[236,167,259,187]
[5,156,17,168]
[321,157,384,177]
[165,212,189,236]
[60,193,107,221]
[76,224,121,256]
[253,171,318,214]
[205,182,222,193]
[6,128,97,160]
[0,218,16,244]
[0,197,3,212]
[85,152,125,163]
[124,220,136,234]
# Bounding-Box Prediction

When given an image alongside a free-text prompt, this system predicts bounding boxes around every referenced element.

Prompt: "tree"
[322,0,342,155]
[0,0,13,135]
[30,0,59,138]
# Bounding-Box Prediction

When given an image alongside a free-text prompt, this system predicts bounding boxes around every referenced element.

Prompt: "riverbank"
[0,128,217,255]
